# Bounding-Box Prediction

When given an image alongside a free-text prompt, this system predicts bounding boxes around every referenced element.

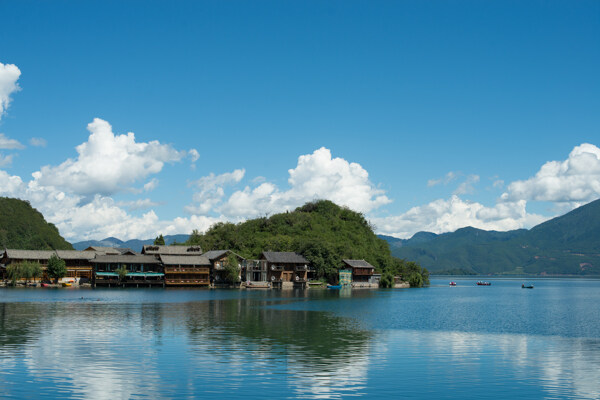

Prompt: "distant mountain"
[0,197,73,250]
[72,234,190,252]
[388,199,600,276]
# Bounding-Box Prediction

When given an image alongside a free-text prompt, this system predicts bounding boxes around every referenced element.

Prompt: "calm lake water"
[1,278,599,399]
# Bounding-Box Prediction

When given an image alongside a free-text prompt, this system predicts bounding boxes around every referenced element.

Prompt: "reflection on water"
[0,282,599,399]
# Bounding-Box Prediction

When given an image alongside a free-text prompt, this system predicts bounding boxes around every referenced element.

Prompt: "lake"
[1,278,599,399]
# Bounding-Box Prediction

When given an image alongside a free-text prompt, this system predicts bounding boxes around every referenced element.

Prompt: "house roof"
[201,250,229,261]
[92,254,161,264]
[261,252,308,264]
[55,250,98,260]
[141,245,203,255]
[3,249,56,260]
[342,259,376,269]
[83,247,137,255]
[160,255,211,266]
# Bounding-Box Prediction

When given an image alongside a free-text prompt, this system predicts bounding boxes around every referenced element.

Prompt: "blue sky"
[0,0,599,242]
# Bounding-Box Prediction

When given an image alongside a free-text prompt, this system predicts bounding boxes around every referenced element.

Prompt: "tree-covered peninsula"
[185,200,429,286]
[0,197,73,250]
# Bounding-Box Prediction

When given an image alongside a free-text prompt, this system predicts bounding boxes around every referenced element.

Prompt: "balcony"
[294,265,309,271]
[166,279,210,285]
[165,267,210,274]
[270,265,283,272]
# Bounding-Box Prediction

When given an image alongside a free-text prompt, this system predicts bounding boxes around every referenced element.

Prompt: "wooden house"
[260,252,309,289]
[92,254,164,287]
[202,250,245,285]
[160,255,211,286]
[0,249,99,281]
[341,259,376,284]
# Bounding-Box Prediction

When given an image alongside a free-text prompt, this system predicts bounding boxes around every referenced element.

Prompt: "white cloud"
[188,148,199,163]
[454,174,480,195]
[29,137,47,147]
[0,133,25,149]
[428,171,457,187]
[502,143,600,205]
[372,196,547,238]
[0,62,21,120]
[117,198,161,212]
[0,153,14,167]
[186,169,245,215]
[144,178,159,192]
[221,147,391,218]
[34,118,184,197]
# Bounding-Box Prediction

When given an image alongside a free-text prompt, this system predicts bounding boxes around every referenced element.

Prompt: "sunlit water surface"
[1,278,599,399]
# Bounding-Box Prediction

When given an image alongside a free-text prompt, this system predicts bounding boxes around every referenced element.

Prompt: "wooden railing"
[165,267,210,274]
[166,279,210,285]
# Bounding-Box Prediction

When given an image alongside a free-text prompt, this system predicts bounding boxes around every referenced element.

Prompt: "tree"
[6,263,23,285]
[46,254,67,283]
[116,264,128,282]
[408,272,423,288]
[30,262,43,283]
[379,271,394,288]
[154,234,165,245]
[223,254,240,284]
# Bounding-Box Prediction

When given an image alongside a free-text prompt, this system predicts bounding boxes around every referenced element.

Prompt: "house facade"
[92,254,164,287]
[160,255,211,286]
[341,259,377,287]
[260,252,309,289]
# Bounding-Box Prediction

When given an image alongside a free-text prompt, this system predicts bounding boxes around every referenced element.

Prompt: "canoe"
[62,282,72,287]
[327,284,342,290]
[476,281,491,286]
[522,284,534,289]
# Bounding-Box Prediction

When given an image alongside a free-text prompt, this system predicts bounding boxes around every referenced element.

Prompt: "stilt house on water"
[141,245,210,287]
[92,254,163,287]
[341,259,379,287]
[202,250,245,286]
[260,252,310,289]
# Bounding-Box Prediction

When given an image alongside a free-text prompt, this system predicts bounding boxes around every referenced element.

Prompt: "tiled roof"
[142,245,203,255]
[93,254,161,264]
[261,252,308,264]
[342,259,375,269]
[160,255,211,266]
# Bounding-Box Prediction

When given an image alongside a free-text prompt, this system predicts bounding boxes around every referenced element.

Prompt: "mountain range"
[380,198,600,275]
[71,235,190,252]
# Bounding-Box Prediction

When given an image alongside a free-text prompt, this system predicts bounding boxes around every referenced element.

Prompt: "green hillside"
[389,198,600,275]
[0,197,73,250]
[186,200,428,284]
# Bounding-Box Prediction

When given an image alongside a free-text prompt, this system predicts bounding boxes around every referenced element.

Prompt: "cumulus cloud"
[117,198,161,212]
[186,169,245,215]
[502,143,600,205]
[0,62,21,119]
[0,133,25,149]
[219,147,391,218]
[372,196,547,238]
[34,118,184,197]
[29,137,47,147]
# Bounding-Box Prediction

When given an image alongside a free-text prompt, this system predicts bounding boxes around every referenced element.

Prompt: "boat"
[476,281,491,286]
[449,282,457,286]
[41,283,49,288]
[522,284,534,289]
[61,282,72,287]
[327,284,342,290]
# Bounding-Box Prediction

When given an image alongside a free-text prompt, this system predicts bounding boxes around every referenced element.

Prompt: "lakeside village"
[0,245,409,289]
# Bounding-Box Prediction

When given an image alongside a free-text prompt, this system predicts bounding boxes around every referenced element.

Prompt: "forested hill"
[386,198,600,276]
[0,197,73,250]
[185,200,425,282]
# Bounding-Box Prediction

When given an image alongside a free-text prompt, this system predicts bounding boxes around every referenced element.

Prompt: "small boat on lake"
[522,284,534,289]
[449,282,457,286]
[476,281,491,286]
[61,282,72,287]
[327,284,342,290]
